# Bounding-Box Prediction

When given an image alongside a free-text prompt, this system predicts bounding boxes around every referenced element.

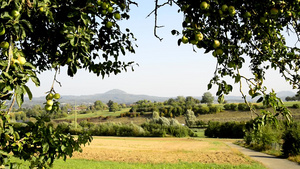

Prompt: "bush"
[199,106,210,114]
[244,123,283,151]
[282,122,300,156]
[205,121,245,138]
[208,105,221,114]
[292,104,300,109]
[238,103,250,111]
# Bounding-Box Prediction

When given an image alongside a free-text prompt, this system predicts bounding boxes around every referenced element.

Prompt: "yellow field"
[73,137,253,165]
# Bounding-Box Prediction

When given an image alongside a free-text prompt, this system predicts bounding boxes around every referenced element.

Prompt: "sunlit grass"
[57,108,131,120]
[11,158,266,169]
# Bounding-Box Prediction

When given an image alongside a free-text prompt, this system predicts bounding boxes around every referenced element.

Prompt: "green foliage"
[244,122,284,151]
[282,122,300,156]
[292,104,300,109]
[205,121,245,138]
[0,113,92,168]
[200,92,214,104]
[185,109,196,127]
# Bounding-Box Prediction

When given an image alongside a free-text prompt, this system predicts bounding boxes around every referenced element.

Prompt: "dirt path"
[225,142,300,169]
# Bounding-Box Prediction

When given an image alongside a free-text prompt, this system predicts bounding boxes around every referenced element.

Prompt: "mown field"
[14,137,266,169]
[55,101,300,125]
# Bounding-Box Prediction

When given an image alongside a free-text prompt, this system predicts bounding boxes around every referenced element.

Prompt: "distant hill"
[22,89,296,107]
[23,89,169,106]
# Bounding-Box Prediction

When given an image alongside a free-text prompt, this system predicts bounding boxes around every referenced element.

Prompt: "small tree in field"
[201,92,214,104]
[185,109,197,127]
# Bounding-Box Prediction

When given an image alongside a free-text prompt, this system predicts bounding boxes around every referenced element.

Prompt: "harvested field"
[73,137,253,165]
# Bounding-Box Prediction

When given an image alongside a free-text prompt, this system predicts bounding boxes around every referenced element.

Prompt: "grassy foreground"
[13,158,266,169]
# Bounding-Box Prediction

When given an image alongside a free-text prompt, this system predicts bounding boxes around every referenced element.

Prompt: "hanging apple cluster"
[175,0,300,98]
[44,92,60,112]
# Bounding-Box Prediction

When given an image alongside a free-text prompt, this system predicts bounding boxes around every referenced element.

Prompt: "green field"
[57,108,131,120]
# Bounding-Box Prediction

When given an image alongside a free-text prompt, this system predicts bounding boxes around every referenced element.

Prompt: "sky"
[28,1,297,98]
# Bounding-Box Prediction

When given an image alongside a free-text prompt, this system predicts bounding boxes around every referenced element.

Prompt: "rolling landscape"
[23,89,296,107]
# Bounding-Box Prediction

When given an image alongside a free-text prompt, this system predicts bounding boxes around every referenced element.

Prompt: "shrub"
[205,121,245,138]
[282,122,300,156]
[238,103,250,111]
[244,123,283,151]
[223,104,231,110]
[230,103,238,111]
[208,105,221,114]
[292,104,300,109]
[199,106,210,114]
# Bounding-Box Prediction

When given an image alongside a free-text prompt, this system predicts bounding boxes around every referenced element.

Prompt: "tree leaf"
[23,85,32,100]
[15,86,24,107]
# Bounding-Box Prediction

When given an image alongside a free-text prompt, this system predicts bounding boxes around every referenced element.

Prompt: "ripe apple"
[39,7,44,12]
[0,41,9,49]
[216,49,223,55]
[17,56,26,65]
[102,2,108,9]
[0,27,5,36]
[101,10,107,15]
[213,40,220,48]
[244,12,251,18]
[54,93,60,99]
[221,4,228,12]
[113,13,121,20]
[228,6,236,15]
[260,17,267,24]
[190,40,198,45]
[195,32,203,41]
[45,105,52,111]
[46,93,53,100]
[270,8,278,15]
[106,21,113,28]
[200,2,209,10]
[107,6,113,13]
[182,36,189,44]
[46,100,54,106]
[11,10,20,18]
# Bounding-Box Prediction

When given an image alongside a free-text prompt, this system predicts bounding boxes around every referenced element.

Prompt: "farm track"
[226,142,300,169]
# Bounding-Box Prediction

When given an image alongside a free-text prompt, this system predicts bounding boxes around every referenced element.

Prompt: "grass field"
[57,108,131,120]
[13,137,266,169]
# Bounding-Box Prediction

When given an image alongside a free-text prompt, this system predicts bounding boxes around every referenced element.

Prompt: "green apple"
[182,36,189,44]
[101,10,107,15]
[213,40,220,48]
[0,27,5,36]
[113,13,121,20]
[260,17,267,24]
[270,8,278,15]
[228,6,236,15]
[244,11,251,18]
[216,49,223,55]
[11,10,20,18]
[54,93,60,99]
[102,2,108,9]
[195,32,203,41]
[97,0,102,5]
[45,105,52,111]
[46,93,53,100]
[106,21,113,28]
[107,6,113,13]
[200,2,209,10]
[0,41,9,49]
[221,4,228,12]
[46,99,54,106]
[17,56,26,65]
[190,40,198,45]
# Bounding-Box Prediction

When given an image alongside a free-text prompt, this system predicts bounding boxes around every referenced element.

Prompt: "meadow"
[14,137,266,169]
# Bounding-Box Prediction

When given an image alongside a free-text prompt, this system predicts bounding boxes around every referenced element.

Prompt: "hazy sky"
[28,1,296,98]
